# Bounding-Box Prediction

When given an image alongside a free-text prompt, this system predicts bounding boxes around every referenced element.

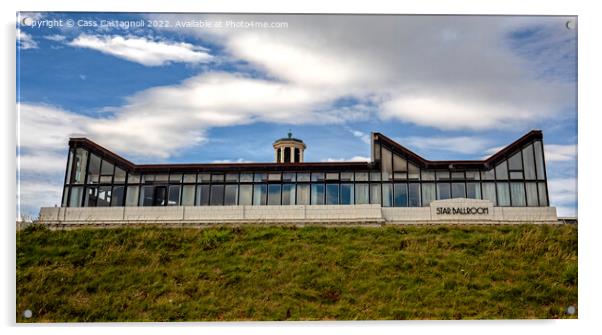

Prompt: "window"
[297,173,310,182]
[326,184,339,204]
[111,186,125,206]
[370,184,381,204]
[284,147,291,162]
[408,183,421,207]
[326,173,339,181]
[373,142,381,161]
[168,185,181,206]
[182,185,195,206]
[253,184,267,205]
[239,185,253,205]
[114,167,126,183]
[495,162,508,180]
[436,171,450,181]
[210,185,224,205]
[65,150,73,184]
[169,174,182,183]
[481,169,495,180]
[267,173,281,181]
[525,182,538,206]
[482,183,497,205]
[421,183,436,206]
[340,184,354,204]
[311,173,325,182]
[127,173,140,184]
[381,148,393,181]
[466,183,481,199]
[294,148,300,162]
[97,186,112,206]
[393,183,408,207]
[196,185,210,206]
[141,186,154,206]
[62,186,68,206]
[421,170,435,181]
[451,172,464,180]
[297,184,310,205]
[311,184,325,205]
[268,184,281,205]
[466,171,480,180]
[72,148,88,184]
[508,151,523,170]
[393,155,407,179]
[510,182,526,206]
[522,144,536,180]
[254,173,267,182]
[183,174,197,183]
[437,183,451,200]
[282,184,296,205]
[408,163,420,180]
[510,171,524,179]
[198,173,211,182]
[340,172,354,182]
[355,172,369,181]
[534,141,546,180]
[240,173,253,182]
[497,182,511,206]
[226,173,239,182]
[382,184,393,207]
[87,154,101,184]
[224,185,238,205]
[85,187,98,207]
[99,160,114,183]
[370,171,381,181]
[538,182,548,206]
[212,173,225,182]
[451,183,466,198]
[69,186,83,207]
[125,186,139,206]
[355,184,369,204]
[283,173,296,182]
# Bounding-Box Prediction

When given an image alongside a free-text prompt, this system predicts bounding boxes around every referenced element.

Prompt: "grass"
[16,224,577,322]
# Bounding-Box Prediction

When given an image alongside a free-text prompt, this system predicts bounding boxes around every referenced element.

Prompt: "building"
[38,130,557,225]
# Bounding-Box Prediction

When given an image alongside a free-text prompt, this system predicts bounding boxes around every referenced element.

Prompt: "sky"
[16,13,577,218]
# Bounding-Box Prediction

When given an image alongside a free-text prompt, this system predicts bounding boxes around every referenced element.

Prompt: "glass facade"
[61,134,551,208]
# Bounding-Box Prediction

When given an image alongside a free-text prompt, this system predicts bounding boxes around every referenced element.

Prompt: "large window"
[408,183,420,207]
[437,183,451,200]
[340,184,353,205]
[497,182,511,206]
[451,183,466,198]
[421,183,435,206]
[182,185,195,206]
[112,186,125,206]
[326,184,339,205]
[297,184,310,205]
[382,184,393,207]
[168,185,181,206]
[268,184,281,205]
[393,183,408,207]
[311,184,325,205]
[482,183,497,205]
[196,185,210,206]
[72,148,88,184]
[370,184,381,204]
[253,184,267,205]
[355,184,369,204]
[210,185,224,206]
[225,185,238,205]
[239,185,253,205]
[282,184,296,205]
[466,183,481,199]
[125,186,139,206]
[87,154,101,184]
[510,182,526,206]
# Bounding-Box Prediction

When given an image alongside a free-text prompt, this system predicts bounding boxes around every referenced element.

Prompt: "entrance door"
[153,186,167,206]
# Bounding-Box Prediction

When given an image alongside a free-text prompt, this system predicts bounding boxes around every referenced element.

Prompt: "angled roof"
[69,130,543,173]
[373,130,543,170]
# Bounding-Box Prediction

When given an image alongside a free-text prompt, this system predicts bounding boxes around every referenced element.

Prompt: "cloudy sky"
[16,12,577,217]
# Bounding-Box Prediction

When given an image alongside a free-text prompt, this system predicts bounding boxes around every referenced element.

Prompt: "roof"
[373,130,543,170]
[273,132,304,144]
[68,130,543,173]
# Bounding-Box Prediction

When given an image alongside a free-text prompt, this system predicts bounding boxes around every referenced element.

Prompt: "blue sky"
[16,13,577,218]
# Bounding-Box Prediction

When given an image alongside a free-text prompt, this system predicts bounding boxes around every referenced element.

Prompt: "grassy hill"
[16,224,577,322]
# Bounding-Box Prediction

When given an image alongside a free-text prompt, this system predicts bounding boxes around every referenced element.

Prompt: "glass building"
[60,131,549,209]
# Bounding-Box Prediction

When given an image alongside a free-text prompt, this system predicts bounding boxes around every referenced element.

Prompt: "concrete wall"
[37,199,558,226]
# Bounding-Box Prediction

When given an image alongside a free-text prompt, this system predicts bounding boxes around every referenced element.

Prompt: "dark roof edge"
[68,138,372,172]
[374,130,543,169]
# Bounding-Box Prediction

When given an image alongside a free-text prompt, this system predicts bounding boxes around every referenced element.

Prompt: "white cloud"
[18,180,64,218]
[211,158,253,163]
[322,156,371,162]
[545,144,577,161]
[68,34,213,66]
[17,28,38,49]
[150,14,575,131]
[548,177,577,207]
[44,34,66,42]
[397,135,493,156]
[18,151,68,173]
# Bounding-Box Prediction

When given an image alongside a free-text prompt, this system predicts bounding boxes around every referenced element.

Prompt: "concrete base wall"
[38,199,559,227]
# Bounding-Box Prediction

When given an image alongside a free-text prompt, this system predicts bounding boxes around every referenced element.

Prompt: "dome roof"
[274,132,304,144]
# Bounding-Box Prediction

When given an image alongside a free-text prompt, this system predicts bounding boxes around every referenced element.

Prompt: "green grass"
[16,224,577,322]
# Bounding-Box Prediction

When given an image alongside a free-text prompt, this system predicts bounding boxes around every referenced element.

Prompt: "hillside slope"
[16,224,577,321]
